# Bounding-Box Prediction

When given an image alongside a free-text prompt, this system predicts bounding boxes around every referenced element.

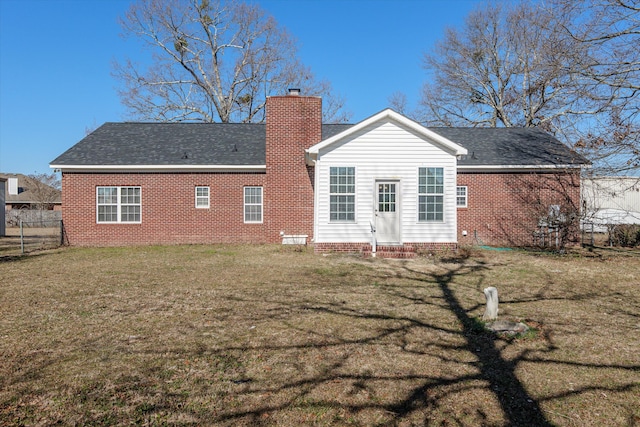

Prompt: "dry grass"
[1,245,639,426]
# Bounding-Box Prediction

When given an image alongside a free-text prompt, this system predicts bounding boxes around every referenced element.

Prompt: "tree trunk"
[483,287,499,321]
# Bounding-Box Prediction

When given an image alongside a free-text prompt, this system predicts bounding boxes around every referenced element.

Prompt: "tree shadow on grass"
[206,256,559,425]
[398,260,553,425]
[127,256,637,425]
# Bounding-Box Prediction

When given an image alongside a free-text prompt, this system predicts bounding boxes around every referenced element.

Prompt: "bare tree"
[388,91,409,116]
[415,0,639,175]
[113,0,349,123]
[551,0,640,175]
[417,2,594,131]
[27,173,61,211]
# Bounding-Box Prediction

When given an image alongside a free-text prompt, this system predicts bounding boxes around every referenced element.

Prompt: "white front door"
[376,181,400,244]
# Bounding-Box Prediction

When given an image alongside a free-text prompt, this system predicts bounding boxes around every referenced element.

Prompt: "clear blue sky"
[0,0,481,175]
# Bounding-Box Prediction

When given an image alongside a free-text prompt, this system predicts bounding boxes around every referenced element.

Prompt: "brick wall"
[61,172,267,246]
[456,170,581,247]
[264,93,322,242]
[61,93,324,247]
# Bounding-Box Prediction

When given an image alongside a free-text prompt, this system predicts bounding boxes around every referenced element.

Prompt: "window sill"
[96,222,142,225]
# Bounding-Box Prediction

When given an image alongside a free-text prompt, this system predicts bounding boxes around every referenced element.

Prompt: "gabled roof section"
[307,109,468,157]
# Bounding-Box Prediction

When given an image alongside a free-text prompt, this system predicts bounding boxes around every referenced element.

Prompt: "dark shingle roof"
[429,127,588,167]
[51,123,266,166]
[51,122,588,168]
[321,124,354,140]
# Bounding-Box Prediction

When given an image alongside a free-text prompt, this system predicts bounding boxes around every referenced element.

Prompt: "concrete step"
[363,245,417,259]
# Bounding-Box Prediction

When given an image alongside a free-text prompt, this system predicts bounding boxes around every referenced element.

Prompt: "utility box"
[281,234,308,245]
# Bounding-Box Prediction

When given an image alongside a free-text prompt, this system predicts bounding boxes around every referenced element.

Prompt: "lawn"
[1,245,638,426]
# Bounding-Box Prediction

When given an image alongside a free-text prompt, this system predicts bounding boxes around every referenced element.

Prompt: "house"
[50,91,588,254]
[1,173,62,211]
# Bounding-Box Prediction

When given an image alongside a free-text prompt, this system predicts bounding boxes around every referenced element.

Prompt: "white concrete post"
[483,287,499,321]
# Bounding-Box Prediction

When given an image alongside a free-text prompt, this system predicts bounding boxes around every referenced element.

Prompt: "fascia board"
[307,109,468,156]
[304,151,317,166]
[457,164,585,172]
[50,164,266,173]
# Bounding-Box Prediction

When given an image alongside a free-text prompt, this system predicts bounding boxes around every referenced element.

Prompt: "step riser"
[368,253,416,259]
[363,246,417,259]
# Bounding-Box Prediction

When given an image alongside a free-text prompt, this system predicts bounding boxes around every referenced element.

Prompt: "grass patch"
[1,245,639,426]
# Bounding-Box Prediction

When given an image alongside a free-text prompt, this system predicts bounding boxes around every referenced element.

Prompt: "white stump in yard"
[483,287,499,321]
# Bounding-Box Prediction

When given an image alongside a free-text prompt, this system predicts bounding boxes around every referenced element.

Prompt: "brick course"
[315,242,458,256]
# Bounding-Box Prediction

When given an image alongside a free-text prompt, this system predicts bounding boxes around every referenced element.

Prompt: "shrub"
[611,224,640,247]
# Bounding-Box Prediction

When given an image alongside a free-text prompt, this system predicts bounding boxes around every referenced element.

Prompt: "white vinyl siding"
[244,186,263,223]
[97,186,141,223]
[195,186,210,208]
[314,120,458,244]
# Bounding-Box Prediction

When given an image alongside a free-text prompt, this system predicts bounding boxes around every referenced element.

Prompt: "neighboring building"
[582,177,640,232]
[1,173,62,211]
[50,91,588,254]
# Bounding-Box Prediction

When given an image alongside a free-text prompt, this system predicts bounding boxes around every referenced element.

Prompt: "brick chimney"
[265,90,322,242]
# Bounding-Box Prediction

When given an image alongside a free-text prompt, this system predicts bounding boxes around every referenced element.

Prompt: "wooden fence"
[5,209,62,227]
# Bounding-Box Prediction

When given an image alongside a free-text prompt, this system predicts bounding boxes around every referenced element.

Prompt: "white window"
[329,167,355,221]
[195,186,210,208]
[244,186,263,223]
[456,186,468,208]
[97,186,141,223]
[418,167,444,221]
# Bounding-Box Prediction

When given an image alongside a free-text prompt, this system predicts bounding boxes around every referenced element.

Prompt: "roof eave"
[308,109,468,156]
[457,164,587,172]
[50,164,266,173]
